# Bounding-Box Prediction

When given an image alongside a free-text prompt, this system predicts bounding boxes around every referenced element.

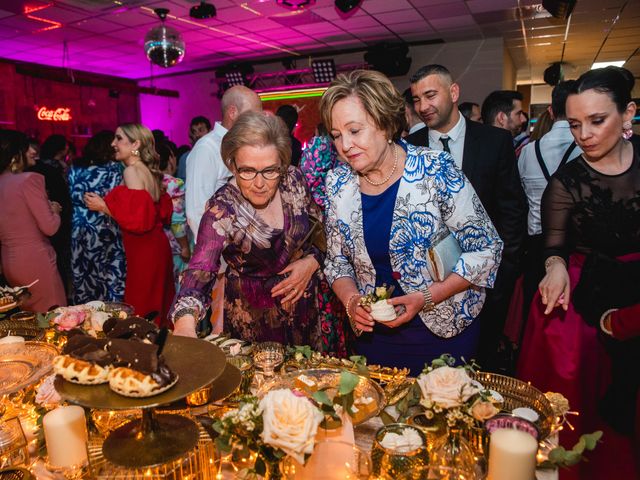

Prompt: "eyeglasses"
[234,164,282,181]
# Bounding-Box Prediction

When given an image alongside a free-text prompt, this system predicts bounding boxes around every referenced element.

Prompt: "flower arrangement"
[415,355,499,429]
[47,301,123,334]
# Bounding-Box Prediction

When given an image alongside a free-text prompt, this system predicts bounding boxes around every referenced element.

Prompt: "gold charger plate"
[54,335,226,410]
[160,363,242,409]
[258,368,386,425]
[0,341,58,395]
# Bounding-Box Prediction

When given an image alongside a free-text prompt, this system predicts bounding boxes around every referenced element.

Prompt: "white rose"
[416,367,480,409]
[260,389,323,464]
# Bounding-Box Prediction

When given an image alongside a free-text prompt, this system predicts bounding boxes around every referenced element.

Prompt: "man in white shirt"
[186,85,262,241]
[518,80,581,321]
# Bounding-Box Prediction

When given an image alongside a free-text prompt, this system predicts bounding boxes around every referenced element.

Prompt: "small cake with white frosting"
[360,285,397,322]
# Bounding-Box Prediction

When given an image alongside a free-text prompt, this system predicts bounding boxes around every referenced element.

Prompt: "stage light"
[144,8,185,68]
[335,0,362,14]
[311,59,336,84]
[190,1,216,19]
[226,71,246,86]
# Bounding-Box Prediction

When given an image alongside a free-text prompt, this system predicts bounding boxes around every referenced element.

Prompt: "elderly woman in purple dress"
[170,112,323,348]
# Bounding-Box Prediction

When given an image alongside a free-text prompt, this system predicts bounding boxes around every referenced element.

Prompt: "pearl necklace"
[363,144,398,186]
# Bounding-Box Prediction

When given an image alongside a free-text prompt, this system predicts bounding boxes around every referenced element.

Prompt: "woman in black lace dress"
[518,67,639,480]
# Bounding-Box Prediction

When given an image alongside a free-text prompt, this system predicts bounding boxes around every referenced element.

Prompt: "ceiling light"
[591,60,625,69]
[277,0,315,9]
[144,8,185,68]
[335,0,362,14]
[190,1,216,19]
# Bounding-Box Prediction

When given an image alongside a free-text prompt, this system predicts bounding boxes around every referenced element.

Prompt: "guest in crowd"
[402,88,425,137]
[28,134,72,297]
[276,104,302,168]
[0,129,66,311]
[84,124,174,327]
[300,123,347,356]
[458,101,481,122]
[320,70,502,374]
[518,66,640,480]
[176,115,211,181]
[171,112,323,348]
[158,142,190,285]
[25,139,40,167]
[68,130,125,304]
[407,65,527,372]
[528,109,554,141]
[481,90,528,142]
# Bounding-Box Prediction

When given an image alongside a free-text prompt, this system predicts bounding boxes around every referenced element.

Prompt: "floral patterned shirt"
[324,141,503,338]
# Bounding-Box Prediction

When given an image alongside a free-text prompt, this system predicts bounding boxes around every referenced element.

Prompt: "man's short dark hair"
[459,102,479,119]
[409,64,453,84]
[275,105,298,133]
[191,116,211,130]
[402,88,417,113]
[551,80,576,119]
[481,90,523,125]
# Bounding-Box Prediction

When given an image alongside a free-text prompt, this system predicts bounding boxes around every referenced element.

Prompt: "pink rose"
[54,307,87,330]
[471,400,499,421]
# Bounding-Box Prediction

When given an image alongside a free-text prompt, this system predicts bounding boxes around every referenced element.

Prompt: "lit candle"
[42,406,88,468]
[488,428,537,480]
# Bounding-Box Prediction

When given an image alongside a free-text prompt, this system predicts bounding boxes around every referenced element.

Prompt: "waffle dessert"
[103,316,159,343]
[0,295,17,311]
[53,334,114,385]
[107,339,177,398]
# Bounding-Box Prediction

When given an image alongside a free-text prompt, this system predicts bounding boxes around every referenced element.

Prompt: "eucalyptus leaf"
[338,371,359,396]
[312,390,333,407]
[582,431,602,450]
[380,410,396,425]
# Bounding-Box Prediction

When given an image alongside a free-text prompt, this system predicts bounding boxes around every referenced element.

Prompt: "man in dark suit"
[407,64,528,372]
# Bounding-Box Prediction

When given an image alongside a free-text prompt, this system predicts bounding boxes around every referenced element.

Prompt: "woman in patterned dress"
[300,130,348,357]
[170,112,324,348]
[69,131,125,304]
[320,70,503,374]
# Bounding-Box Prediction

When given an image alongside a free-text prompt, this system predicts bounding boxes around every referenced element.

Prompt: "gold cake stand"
[55,335,227,468]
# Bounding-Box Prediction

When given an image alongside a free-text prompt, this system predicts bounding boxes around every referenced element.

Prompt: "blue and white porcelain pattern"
[324,141,503,338]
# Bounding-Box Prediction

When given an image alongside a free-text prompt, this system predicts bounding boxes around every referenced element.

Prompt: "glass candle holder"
[226,354,254,395]
[281,440,371,479]
[407,412,447,453]
[0,416,29,469]
[371,423,428,479]
[397,465,476,480]
[252,342,284,377]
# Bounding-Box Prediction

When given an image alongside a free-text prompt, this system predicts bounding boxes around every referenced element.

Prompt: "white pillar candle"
[488,428,538,480]
[42,406,88,468]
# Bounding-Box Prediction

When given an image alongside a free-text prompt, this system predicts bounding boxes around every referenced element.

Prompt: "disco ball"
[144,24,185,68]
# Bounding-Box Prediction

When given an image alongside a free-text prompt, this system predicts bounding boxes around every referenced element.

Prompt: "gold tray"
[54,336,226,410]
[161,363,242,409]
[473,371,555,439]
[0,341,58,395]
[258,368,385,425]
[0,320,44,341]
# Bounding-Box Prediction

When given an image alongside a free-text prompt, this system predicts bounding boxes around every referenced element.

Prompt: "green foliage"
[539,431,603,470]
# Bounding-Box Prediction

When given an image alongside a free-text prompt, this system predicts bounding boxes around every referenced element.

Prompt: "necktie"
[440,136,451,153]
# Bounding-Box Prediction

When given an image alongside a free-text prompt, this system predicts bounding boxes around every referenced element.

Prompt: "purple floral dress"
[170,167,323,348]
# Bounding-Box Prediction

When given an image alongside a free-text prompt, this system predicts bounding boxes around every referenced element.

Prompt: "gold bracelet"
[421,287,435,312]
[345,293,363,336]
[544,256,567,272]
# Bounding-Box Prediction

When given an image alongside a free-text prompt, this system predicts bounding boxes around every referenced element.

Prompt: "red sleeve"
[158,193,173,227]
[23,173,61,236]
[610,304,640,341]
[105,186,157,234]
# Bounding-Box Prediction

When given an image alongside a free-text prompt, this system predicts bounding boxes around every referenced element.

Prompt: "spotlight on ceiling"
[277,0,315,9]
[311,59,336,84]
[542,0,577,19]
[335,0,362,14]
[144,8,185,68]
[190,1,216,19]
[364,43,412,77]
[221,63,254,88]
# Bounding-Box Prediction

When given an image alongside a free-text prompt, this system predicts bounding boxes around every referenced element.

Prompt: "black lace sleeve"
[541,175,574,263]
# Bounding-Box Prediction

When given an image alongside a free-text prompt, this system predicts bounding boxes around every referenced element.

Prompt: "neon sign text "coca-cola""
[37,107,72,122]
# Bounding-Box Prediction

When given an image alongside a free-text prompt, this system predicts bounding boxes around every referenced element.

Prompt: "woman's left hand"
[84,192,106,213]
[383,292,425,328]
[271,255,319,307]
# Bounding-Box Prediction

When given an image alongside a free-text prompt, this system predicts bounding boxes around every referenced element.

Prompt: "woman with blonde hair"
[320,70,502,373]
[171,112,323,347]
[85,123,174,327]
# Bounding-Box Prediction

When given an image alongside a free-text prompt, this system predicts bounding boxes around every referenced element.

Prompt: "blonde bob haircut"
[118,123,163,196]
[221,111,292,170]
[319,70,406,142]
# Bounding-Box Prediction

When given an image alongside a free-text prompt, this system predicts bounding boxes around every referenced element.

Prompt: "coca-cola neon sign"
[37,107,72,122]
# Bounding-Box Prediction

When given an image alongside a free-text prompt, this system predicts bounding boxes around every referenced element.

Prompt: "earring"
[622,121,633,140]
[387,139,392,144]
[131,149,140,157]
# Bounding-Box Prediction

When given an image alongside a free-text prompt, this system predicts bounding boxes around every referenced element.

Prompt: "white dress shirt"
[518,120,582,235]
[428,114,466,168]
[185,122,230,241]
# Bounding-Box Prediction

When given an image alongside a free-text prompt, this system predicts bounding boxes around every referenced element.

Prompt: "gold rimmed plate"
[54,336,226,410]
[258,368,385,425]
[0,341,58,395]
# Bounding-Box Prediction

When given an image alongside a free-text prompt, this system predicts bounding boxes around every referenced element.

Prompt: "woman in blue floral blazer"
[320,70,503,373]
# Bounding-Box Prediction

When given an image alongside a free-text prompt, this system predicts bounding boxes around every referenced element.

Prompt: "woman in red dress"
[85,124,174,327]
